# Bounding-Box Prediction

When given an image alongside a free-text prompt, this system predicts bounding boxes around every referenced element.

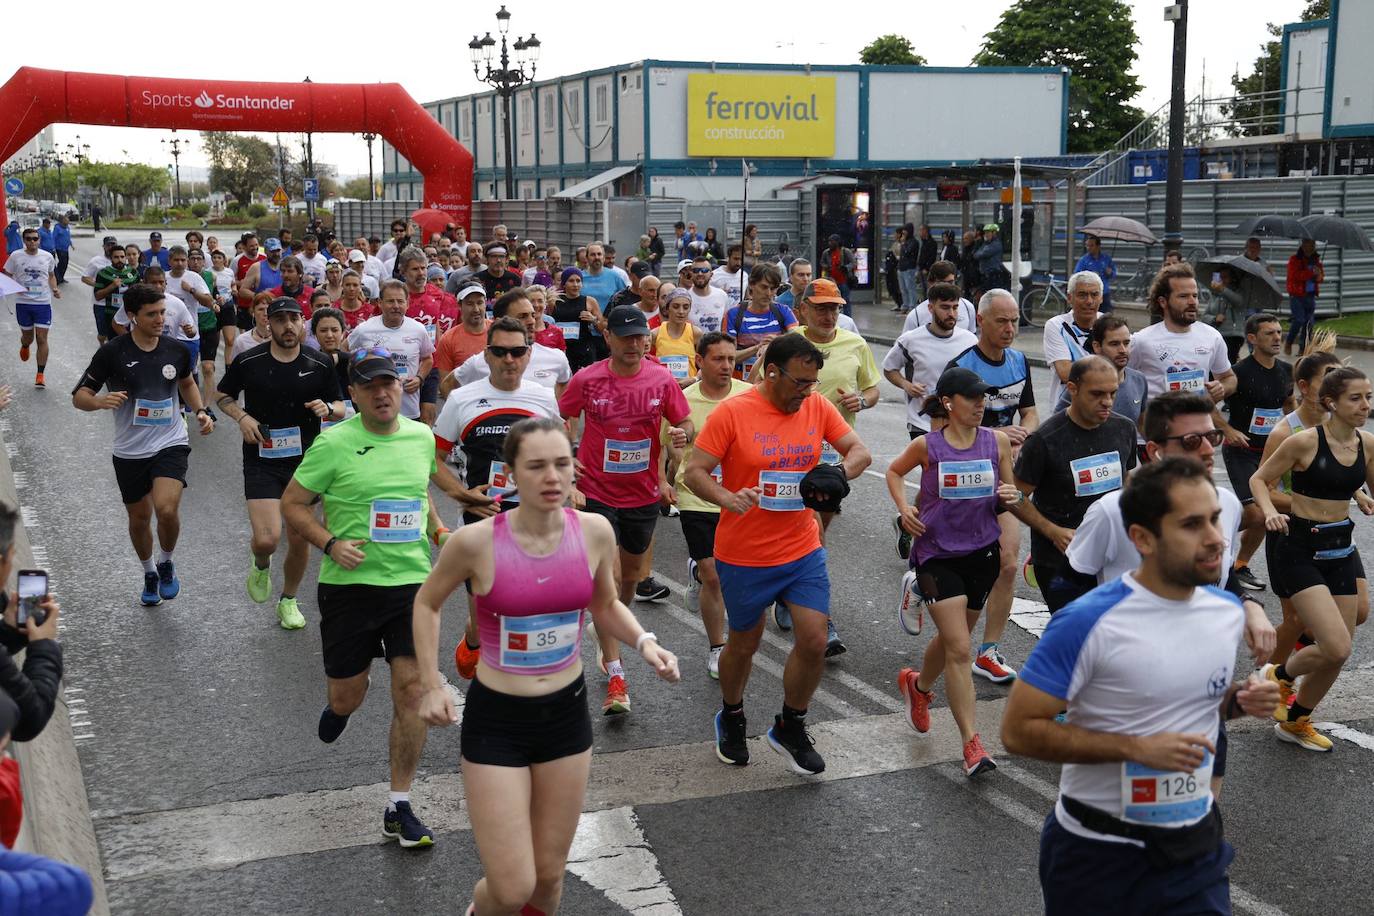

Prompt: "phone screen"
[17,570,46,625]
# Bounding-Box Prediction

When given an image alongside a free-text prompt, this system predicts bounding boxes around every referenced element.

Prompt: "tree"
[340,176,376,200]
[1226,0,1329,136]
[859,35,926,66]
[973,0,1144,154]
[201,132,278,207]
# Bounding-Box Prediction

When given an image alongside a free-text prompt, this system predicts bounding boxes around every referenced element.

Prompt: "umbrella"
[1298,214,1374,252]
[1234,215,1310,240]
[0,274,22,297]
[1077,216,1157,245]
[1195,254,1284,313]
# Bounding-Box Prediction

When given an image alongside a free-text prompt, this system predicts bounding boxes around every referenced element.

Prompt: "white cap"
[347,248,366,263]
[458,284,487,300]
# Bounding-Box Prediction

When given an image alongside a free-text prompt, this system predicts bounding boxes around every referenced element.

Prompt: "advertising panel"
[687,73,835,158]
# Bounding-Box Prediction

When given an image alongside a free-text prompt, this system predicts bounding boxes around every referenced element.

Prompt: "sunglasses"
[1155,429,1224,451]
[777,365,819,391]
[488,344,530,359]
[692,267,712,274]
[22,236,38,242]
[351,346,392,361]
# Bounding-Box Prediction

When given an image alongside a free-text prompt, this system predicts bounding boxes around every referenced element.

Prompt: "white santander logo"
[194,91,214,108]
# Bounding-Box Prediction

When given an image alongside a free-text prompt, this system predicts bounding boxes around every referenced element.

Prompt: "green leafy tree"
[1226,0,1329,136]
[859,35,926,66]
[201,132,278,208]
[973,0,1144,153]
[340,176,376,200]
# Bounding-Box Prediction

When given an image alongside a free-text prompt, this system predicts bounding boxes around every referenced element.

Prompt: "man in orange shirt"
[434,285,490,377]
[684,332,871,776]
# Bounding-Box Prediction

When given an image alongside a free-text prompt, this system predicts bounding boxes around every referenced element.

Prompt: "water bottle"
[897,569,925,636]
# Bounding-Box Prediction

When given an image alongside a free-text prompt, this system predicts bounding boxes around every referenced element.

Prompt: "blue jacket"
[37,227,54,253]
[1075,250,1116,296]
[3,224,19,254]
[52,223,71,251]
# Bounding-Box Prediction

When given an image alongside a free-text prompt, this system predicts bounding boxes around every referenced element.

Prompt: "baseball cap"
[458,284,487,300]
[676,258,694,273]
[266,296,303,317]
[264,237,283,251]
[102,235,119,248]
[149,231,162,241]
[983,223,999,232]
[350,351,400,383]
[802,279,846,305]
[629,261,652,278]
[347,249,367,263]
[605,305,651,337]
[934,367,992,402]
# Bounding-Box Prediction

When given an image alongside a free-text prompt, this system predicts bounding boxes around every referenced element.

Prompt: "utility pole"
[1163,0,1188,255]
[303,77,316,225]
[162,136,188,207]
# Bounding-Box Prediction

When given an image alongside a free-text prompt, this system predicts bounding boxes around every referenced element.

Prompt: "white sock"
[388,791,409,808]
[141,557,156,574]
[157,549,173,565]
[606,659,624,679]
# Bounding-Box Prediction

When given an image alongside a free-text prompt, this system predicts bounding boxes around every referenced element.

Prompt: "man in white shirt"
[2,226,59,387]
[1127,263,1235,404]
[351,237,387,285]
[81,236,118,288]
[1042,270,1104,407]
[297,234,329,287]
[687,255,732,334]
[902,261,976,335]
[376,219,409,266]
[709,242,750,304]
[451,288,570,397]
[114,265,197,344]
[882,283,979,439]
[347,279,435,420]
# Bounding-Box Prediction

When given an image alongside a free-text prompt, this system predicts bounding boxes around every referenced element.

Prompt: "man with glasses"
[448,289,570,396]
[687,255,731,334]
[377,219,409,266]
[3,227,59,388]
[348,280,434,422]
[477,244,523,303]
[214,297,343,630]
[521,246,554,287]
[710,242,750,305]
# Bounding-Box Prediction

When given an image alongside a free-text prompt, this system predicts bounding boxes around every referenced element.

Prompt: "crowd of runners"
[3,215,1366,914]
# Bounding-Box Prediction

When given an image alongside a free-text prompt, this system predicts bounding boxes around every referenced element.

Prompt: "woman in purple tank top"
[884,368,1040,780]
[414,417,681,916]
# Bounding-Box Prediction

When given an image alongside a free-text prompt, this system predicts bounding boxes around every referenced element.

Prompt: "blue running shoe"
[383,801,435,848]
[156,561,180,600]
[140,571,162,607]
[714,708,749,766]
[318,706,351,743]
[767,715,825,776]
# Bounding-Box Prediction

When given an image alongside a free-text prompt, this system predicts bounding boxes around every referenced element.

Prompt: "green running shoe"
[277,596,306,630]
[246,557,272,604]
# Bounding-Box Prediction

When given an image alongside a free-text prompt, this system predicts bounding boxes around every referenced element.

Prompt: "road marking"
[1313,721,1374,752]
[862,467,916,490]
[567,807,682,915]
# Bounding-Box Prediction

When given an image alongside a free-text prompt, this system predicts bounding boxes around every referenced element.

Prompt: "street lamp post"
[361,132,378,201]
[470,6,540,200]
[162,136,188,207]
[1163,0,1188,255]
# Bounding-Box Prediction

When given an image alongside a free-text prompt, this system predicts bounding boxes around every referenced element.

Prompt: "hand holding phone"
[16,569,48,627]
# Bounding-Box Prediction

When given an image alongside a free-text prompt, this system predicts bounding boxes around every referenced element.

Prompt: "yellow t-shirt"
[651,322,700,382]
[672,378,752,514]
[792,327,880,426]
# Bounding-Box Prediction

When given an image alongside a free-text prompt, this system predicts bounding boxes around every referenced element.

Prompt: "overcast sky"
[6,0,1315,180]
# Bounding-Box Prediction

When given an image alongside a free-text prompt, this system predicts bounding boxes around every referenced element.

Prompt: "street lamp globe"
[495,4,511,34]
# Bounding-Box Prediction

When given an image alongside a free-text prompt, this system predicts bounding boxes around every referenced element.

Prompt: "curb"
[0,426,109,915]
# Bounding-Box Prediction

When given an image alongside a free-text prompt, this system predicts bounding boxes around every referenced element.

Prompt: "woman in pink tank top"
[414,417,680,916]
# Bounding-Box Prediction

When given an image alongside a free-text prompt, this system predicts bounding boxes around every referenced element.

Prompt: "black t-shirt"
[479,268,523,301]
[1014,410,1139,564]
[217,343,341,461]
[1226,355,1293,449]
[74,333,194,458]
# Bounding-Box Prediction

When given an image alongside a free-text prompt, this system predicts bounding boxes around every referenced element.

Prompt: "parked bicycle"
[1019,272,1068,326]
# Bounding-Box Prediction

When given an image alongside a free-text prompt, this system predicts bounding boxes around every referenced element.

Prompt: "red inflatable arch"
[0,67,472,251]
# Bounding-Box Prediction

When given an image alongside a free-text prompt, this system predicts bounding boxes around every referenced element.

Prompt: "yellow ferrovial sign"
[687,73,836,158]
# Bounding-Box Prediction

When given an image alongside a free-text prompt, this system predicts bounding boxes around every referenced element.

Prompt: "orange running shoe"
[897,667,931,734]
[33,372,44,389]
[963,734,997,778]
[19,345,29,362]
[602,675,630,716]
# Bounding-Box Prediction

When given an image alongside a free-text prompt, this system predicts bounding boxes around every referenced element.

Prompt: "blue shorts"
[716,547,829,631]
[1039,812,1234,916]
[15,301,52,329]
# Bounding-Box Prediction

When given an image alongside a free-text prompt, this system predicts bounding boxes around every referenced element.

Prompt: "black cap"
[102,235,119,247]
[149,231,162,241]
[605,305,651,337]
[266,296,303,317]
[350,352,400,383]
[934,367,992,401]
[629,260,652,278]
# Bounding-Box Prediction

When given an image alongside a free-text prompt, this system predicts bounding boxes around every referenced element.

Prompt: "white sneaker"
[708,645,722,680]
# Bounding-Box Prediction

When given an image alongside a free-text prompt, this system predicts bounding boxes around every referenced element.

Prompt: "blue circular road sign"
[3,178,23,195]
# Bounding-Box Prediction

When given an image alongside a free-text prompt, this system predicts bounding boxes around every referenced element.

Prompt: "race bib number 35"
[604,438,651,474]
[1070,452,1123,498]
[759,470,805,511]
[370,498,423,542]
[937,459,995,499]
[499,610,582,670]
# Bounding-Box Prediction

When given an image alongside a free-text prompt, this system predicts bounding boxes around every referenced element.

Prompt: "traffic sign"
[271,185,289,208]
[4,177,23,196]
[303,179,319,202]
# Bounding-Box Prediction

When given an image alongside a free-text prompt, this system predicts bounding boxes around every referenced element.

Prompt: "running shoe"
[156,560,180,600]
[1275,716,1333,752]
[963,734,997,778]
[33,372,44,389]
[140,571,162,607]
[772,602,792,631]
[767,715,825,775]
[1232,565,1266,591]
[276,596,306,630]
[824,620,846,658]
[18,345,29,362]
[246,556,272,604]
[636,577,670,602]
[454,636,479,680]
[708,645,722,680]
[1261,664,1294,720]
[897,667,931,733]
[318,706,351,743]
[714,708,749,765]
[382,801,435,848]
[892,516,913,561]
[685,560,701,613]
[972,646,1017,684]
[602,675,630,716]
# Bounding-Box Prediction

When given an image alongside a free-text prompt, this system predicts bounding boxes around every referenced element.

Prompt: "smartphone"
[16,569,47,627]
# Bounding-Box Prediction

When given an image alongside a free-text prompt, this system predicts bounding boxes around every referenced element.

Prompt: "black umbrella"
[1234,215,1311,240]
[1195,254,1283,312]
[1077,216,1157,245]
[1298,214,1374,252]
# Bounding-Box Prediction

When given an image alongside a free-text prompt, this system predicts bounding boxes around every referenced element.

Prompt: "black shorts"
[317,582,419,679]
[1221,445,1261,505]
[679,510,720,563]
[419,367,440,406]
[217,303,238,329]
[583,498,657,556]
[95,304,116,339]
[913,542,1001,611]
[244,454,301,500]
[112,445,190,505]
[1267,520,1361,598]
[236,303,256,331]
[1034,556,1101,613]
[199,327,221,363]
[460,675,593,767]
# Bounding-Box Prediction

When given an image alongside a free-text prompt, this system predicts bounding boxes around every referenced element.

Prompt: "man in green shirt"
[282,350,490,850]
[94,247,138,345]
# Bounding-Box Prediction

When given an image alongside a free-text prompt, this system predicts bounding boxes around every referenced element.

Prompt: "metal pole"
[503,88,515,199]
[363,134,377,201]
[305,131,315,225]
[1163,0,1189,254]
[1011,155,1023,294]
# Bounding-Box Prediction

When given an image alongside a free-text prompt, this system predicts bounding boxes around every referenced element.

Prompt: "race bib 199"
[1121,752,1213,826]
[1166,367,1205,392]
[1249,408,1282,436]
[661,355,690,380]
[759,470,805,511]
[937,459,995,499]
[258,425,303,459]
[370,498,423,542]
[1070,452,1123,498]
[132,397,176,427]
[499,610,582,670]
[603,438,651,474]
[557,321,581,341]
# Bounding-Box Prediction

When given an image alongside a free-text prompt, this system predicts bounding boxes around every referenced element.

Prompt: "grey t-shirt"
[1053,366,1149,426]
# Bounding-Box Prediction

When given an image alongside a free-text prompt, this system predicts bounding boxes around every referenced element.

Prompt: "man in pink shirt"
[559,306,693,716]
[397,246,459,344]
